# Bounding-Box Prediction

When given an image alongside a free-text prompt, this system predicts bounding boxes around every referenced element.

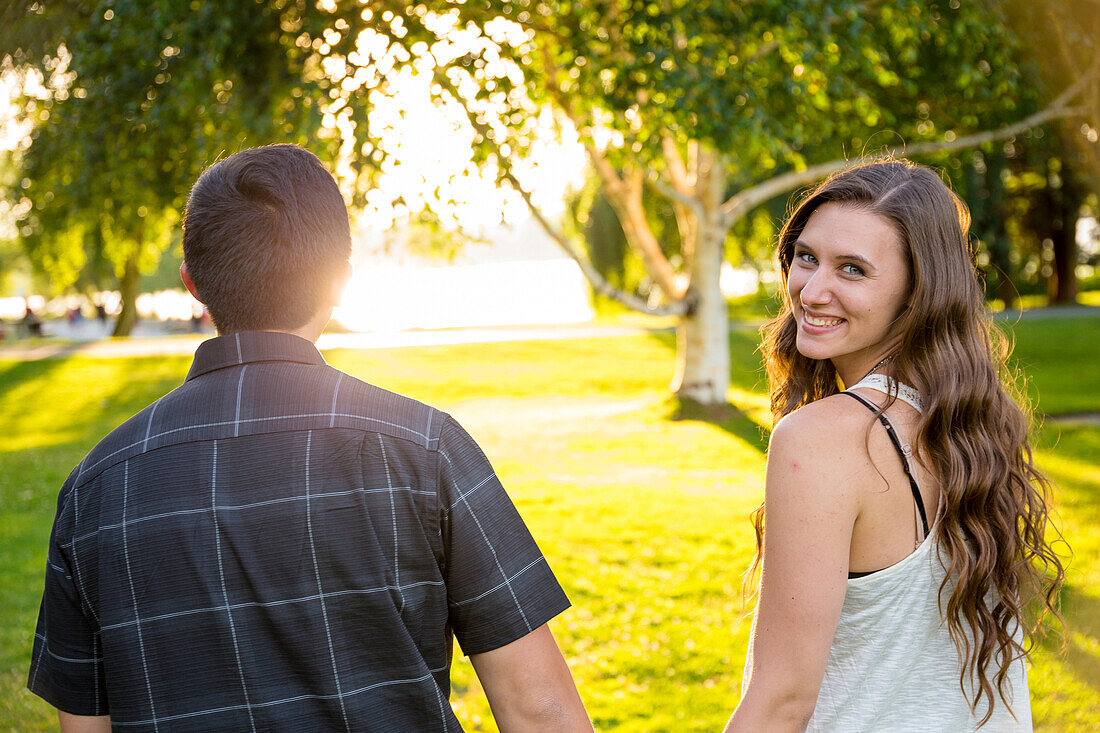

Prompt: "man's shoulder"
[317,363,448,447]
[75,393,175,487]
[73,363,453,488]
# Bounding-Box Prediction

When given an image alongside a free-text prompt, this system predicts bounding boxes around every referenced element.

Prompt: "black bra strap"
[842,390,930,537]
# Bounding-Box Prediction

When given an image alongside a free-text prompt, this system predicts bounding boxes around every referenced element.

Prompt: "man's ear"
[180,262,204,303]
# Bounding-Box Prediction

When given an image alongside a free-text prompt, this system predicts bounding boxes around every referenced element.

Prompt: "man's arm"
[435,416,586,730]
[31,470,110,725]
[58,712,110,733]
[470,624,592,733]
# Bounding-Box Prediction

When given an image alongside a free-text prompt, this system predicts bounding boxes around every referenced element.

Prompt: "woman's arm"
[725,404,864,733]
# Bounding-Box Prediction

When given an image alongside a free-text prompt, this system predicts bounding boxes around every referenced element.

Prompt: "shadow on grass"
[664,397,770,453]
[0,356,188,458]
[1040,425,1100,530]
[645,326,771,452]
[644,323,767,383]
[0,359,70,403]
[1029,420,1100,697]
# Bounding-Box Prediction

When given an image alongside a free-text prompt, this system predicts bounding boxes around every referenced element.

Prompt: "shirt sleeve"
[27,472,108,715]
[436,415,570,655]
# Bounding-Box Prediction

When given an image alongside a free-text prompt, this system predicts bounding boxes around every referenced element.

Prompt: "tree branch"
[536,45,685,300]
[649,136,704,213]
[661,135,691,190]
[648,175,703,211]
[433,71,688,317]
[605,162,686,299]
[511,176,688,316]
[719,73,1097,227]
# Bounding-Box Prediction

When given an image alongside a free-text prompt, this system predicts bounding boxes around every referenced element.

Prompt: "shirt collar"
[185,331,327,381]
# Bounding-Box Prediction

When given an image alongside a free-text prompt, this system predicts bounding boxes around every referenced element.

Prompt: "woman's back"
[843,382,939,577]
[812,520,1031,731]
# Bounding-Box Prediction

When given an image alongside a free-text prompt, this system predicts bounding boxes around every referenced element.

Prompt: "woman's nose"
[798,269,833,306]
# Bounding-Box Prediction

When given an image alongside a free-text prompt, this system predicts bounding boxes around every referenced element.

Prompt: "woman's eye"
[841,263,865,276]
[796,251,817,264]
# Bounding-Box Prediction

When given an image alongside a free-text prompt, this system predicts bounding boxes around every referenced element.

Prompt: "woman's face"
[786,202,911,386]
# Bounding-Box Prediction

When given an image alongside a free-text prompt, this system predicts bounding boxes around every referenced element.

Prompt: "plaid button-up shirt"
[29,331,569,731]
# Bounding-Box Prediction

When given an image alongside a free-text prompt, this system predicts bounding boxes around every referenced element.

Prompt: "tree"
[1003,0,1100,305]
[317,0,1095,404]
[2,0,332,334]
[957,141,1092,309]
[942,1,1100,309]
[7,1,1097,395]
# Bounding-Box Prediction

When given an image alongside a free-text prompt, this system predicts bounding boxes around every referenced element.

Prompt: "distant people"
[94,302,107,324]
[28,144,591,733]
[21,302,42,338]
[727,160,1063,731]
[190,302,206,332]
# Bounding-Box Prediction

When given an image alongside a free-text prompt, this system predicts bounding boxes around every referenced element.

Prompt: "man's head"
[181,144,352,335]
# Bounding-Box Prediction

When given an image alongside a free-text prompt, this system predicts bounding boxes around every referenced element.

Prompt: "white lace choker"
[846,374,923,413]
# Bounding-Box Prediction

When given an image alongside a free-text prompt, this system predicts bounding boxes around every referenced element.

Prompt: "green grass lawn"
[1,316,1098,731]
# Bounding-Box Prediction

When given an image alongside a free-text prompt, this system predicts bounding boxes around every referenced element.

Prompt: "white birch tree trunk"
[670,222,729,403]
[670,151,731,404]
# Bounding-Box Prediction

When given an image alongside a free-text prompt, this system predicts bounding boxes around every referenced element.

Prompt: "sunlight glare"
[333,258,594,332]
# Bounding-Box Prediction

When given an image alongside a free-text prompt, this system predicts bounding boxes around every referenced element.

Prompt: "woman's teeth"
[805,314,843,327]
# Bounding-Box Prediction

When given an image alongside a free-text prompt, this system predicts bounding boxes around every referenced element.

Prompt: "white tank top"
[801,530,1031,731]
[743,379,1033,731]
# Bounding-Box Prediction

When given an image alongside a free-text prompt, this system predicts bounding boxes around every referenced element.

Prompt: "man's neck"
[217,307,333,345]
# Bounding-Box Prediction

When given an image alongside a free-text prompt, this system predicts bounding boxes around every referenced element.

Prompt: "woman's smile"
[800,309,846,331]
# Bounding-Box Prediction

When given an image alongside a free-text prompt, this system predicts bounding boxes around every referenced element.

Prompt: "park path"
[1,304,1096,362]
[0,321,675,361]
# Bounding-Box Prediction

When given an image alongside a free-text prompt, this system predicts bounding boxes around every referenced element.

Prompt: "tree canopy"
[4,1,1096,400]
[3,0,333,332]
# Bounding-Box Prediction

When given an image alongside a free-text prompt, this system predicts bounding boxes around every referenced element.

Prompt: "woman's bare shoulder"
[766,394,881,498]
[764,395,872,525]
[770,393,873,452]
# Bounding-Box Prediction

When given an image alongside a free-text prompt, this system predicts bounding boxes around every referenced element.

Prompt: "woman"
[726,160,1064,732]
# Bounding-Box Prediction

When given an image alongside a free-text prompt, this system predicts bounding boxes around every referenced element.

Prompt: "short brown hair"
[182,144,351,333]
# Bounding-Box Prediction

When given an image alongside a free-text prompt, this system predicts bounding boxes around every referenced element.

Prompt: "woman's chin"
[795,337,835,363]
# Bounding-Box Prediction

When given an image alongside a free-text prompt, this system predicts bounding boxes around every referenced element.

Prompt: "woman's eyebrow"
[793,241,876,268]
[839,253,875,268]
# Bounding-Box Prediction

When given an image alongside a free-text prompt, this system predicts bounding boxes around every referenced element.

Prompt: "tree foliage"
[565,1,1100,310]
[281,1,1090,301]
[7,1,1089,285]
[4,0,333,332]
[5,1,1096,398]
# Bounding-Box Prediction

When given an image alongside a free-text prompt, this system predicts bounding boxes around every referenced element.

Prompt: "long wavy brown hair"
[751,158,1065,725]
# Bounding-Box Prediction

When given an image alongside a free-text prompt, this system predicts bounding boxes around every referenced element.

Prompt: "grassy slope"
[0,316,1097,731]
